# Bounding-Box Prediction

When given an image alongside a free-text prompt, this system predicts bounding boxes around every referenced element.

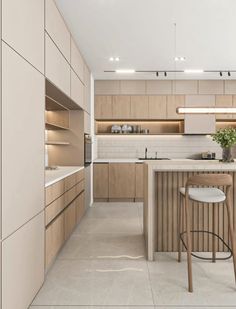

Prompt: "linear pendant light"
[177,107,236,114]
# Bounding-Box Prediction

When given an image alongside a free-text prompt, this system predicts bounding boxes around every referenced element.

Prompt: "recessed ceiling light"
[109,57,114,61]
[109,56,120,62]
[175,56,186,61]
[184,69,204,73]
[116,69,135,74]
[115,57,120,62]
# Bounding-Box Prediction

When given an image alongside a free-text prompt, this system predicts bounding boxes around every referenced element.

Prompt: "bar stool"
[178,173,236,292]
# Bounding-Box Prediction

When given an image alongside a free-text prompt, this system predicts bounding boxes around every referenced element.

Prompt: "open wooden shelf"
[46,95,69,111]
[45,122,69,131]
[95,120,184,135]
[45,141,70,146]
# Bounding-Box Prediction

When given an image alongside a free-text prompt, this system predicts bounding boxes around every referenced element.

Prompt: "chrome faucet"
[145,147,148,159]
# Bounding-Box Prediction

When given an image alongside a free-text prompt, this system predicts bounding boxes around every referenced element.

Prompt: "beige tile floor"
[31,202,236,308]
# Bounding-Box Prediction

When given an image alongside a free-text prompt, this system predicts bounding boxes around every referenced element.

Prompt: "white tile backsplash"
[97,135,224,159]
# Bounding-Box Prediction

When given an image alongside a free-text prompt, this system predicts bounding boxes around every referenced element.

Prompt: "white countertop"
[94,158,143,163]
[45,166,84,187]
[145,159,236,171]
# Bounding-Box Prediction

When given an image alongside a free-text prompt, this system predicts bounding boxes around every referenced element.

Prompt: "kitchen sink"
[138,158,170,160]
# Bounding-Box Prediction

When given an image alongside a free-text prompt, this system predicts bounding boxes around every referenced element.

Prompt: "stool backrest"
[186,173,232,188]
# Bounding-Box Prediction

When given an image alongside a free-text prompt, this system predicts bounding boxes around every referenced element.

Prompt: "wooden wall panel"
[155,171,236,252]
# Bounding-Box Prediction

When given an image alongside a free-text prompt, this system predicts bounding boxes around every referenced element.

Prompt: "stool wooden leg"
[185,197,193,292]
[178,194,182,262]
[226,197,236,283]
[212,203,216,263]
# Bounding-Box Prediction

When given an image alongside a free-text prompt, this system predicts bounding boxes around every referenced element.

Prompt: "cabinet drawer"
[65,173,77,191]
[76,180,85,196]
[76,192,85,223]
[45,212,65,268]
[45,179,64,206]
[64,185,77,205]
[45,194,65,226]
[64,202,77,240]
[76,169,85,183]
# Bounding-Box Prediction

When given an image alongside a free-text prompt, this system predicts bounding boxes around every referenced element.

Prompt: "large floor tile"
[73,217,142,235]
[87,202,141,219]
[148,253,236,306]
[32,259,154,306]
[58,233,145,260]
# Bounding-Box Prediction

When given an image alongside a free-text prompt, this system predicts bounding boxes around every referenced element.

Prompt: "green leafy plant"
[212,127,236,148]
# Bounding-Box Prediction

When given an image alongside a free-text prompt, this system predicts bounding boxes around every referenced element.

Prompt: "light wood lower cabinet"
[93,163,109,199]
[46,212,65,268]
[94,163,143,201]
[45,169,86,269]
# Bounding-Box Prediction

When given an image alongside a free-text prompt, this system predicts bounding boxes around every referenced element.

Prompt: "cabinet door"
[148,96,167,119]
[95,96,113,119]
[93,163,109,199]
[135,163,144,199]
[71,69,84,109]
[45,0,70,61]
[84,111,91,134]
[2,43,44,238]
[2,0,44,73]
[71,38,84,82]
[64,202,77,240]
[46,212,65,268]
[2,213,44,309]
[109,163,135,198]
[84,65,91,114]
[45,33,70,97]
[76,192,85,223]
[215,95,233,120]
[167,95,185,119]
[130,95,149,119]
[112,96,131,119]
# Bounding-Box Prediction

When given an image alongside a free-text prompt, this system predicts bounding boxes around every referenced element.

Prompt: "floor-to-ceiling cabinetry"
[0,0,92,308]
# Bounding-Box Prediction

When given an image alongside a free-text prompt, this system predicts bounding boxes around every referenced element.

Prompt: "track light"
[228,71,231,77]
[156,72,159,77]
[220,71,223,76]
[164,71,167,77]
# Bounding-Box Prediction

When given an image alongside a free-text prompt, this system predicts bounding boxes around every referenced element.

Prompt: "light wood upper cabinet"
[112,96,131,119]
[135,163,144,199]
[45,0,70,62]
[167,95,185,119]
[71,69,84,109]
[215,95,233,119]
[95,96,113,119]
[130,96,149,119]
[148,96,167,119]
[84,65,91,114]
[2,43,44,239]
[45,33,70,97]
[109,163,135,198]
[2,0,44,73]
[2,213,44,309]
[93,163,109,199]
[71,38,84,82]
[120,80,146,94]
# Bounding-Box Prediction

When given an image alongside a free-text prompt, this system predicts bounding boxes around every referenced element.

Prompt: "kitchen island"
[144,159,236,260]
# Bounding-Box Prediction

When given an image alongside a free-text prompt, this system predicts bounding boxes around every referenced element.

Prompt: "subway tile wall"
[96,135,225,159]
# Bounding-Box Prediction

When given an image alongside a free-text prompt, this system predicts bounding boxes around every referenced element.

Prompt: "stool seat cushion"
[179,187,226,203]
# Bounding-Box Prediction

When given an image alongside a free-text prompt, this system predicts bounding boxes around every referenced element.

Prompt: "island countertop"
[144,159,236,171]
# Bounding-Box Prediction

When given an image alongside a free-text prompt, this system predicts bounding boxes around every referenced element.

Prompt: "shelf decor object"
[212,127,236,162]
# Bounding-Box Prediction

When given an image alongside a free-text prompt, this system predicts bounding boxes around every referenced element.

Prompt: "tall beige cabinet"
[1,0,45,309]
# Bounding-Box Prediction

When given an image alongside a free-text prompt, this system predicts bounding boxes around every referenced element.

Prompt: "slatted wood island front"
[143,160,236,260]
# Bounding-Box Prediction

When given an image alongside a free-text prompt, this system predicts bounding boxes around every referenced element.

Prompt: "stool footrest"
[180,230,232,261]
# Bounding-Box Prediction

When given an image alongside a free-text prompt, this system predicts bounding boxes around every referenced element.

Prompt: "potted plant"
[212,127,236,162]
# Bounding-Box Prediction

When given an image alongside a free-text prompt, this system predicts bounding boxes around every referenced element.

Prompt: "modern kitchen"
[1,1,236,309]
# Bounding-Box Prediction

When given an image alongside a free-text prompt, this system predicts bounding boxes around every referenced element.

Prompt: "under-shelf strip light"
[177,107,236,114]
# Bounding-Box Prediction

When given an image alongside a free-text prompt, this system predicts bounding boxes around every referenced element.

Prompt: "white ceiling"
[56,0,236,80]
